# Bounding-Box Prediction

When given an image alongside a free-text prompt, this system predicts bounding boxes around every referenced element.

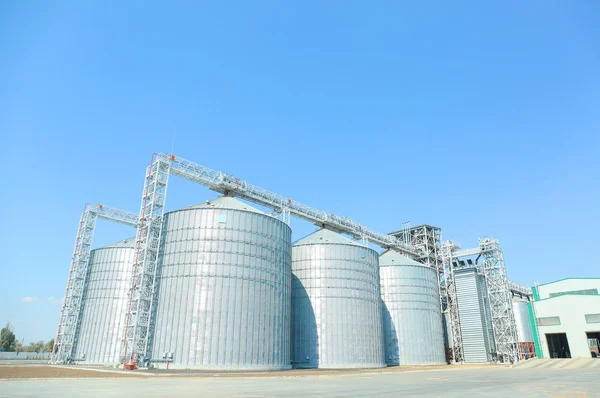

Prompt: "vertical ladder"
[52,204,138,364]
[479,238,520,363]
[122,155,170,365]
[529,282,543,358]
[51,205,97,363]
[441,240,463,363]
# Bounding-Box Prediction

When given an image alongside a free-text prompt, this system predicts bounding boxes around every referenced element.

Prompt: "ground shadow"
[381,300,398,366]
[291,273,318,368]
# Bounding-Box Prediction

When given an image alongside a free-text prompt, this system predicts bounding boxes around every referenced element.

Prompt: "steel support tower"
[121,153,427,365]
[389,224,442,270]
[51,204,138,364]
[442,237,521,363]
[440,240,463,362]
[478,238,520,363]
[389,224,445,315]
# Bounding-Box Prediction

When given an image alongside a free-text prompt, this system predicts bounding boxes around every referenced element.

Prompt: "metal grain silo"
[380,250,446,365]
[291,228,385,369]
[74,237,135,364]
[513,299,534,343]
[151,196,292,370]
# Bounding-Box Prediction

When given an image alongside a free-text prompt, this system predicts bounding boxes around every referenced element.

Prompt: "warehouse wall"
[534,294,600,358]
[536,278,600,300]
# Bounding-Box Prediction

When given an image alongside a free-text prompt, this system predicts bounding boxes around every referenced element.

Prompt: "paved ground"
[0,364,478,379]
[1,366,600,397]
[0,365,142,379]
[513,357,600,369]
[0,361,47,366]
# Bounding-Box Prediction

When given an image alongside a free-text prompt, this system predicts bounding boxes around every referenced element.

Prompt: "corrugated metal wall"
[74,239,134,364]
[455,268,495,363]
[513,300,534,343]
[151,199,292,370]
[380,251,446,365]
[291,229,385,369]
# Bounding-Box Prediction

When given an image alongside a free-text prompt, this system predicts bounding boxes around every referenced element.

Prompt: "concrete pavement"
[1,366,599,397]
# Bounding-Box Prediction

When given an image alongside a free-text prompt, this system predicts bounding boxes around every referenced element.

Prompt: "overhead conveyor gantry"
[121,152,426,366]
[53,152,530,367]
[51,204,138,364]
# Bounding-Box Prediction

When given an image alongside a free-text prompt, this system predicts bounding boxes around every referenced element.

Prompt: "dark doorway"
[546,333,571,358]
[586,332,600,358]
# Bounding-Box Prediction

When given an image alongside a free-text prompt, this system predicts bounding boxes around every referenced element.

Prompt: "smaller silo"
[380,250,446,365]
[74,237,135,364]
[513,299,535,358]
[291,228,385,369]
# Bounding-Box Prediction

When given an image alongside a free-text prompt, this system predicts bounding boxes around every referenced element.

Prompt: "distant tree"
[47,338,55,352]
[0,323,17,352]
[28,341,45,354]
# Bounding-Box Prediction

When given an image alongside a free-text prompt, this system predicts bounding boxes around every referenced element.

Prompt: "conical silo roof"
[379,250,423,267]
[185,196,264,214]
[102,237,137,249]
[293,228,364,247]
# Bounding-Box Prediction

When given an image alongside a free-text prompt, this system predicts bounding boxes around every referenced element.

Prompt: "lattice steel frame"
[390,225,444,312]
[440,240,464,363]
[122,155,171,365]
[479,237,520,363]
[508,280,532,298]
[51,204,138,364]
[442,237,521,364]
[390,224,442,269]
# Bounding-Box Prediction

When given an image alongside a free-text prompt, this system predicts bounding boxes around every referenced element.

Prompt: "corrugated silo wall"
[74,244,134,364]
[513,300,534,343]
[291,242,385,368]
[150,207,292,370]
[380,264,446,365]
[454,268,495,363]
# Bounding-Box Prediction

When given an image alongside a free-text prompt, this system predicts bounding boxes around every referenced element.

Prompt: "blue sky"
[1,1,599,343]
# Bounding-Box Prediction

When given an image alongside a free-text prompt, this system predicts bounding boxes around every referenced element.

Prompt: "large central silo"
[74,237,135,364]
[379,250,446,365]
[151,196,292,370]
[291,228,385,369]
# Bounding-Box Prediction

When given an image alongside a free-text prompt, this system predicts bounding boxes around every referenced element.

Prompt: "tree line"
[0,323,54,354]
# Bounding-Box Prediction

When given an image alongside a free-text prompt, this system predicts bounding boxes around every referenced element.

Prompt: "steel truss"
[390,224,444,314]
[122,155,171,366]
[166,153,419,256]
[51,204,138,364]
[508,280,532,298]
[121,153,427,365]
[440,240,464,363]
[478,238,520,363]
[390,224,442,270]
[442,237,521,363]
